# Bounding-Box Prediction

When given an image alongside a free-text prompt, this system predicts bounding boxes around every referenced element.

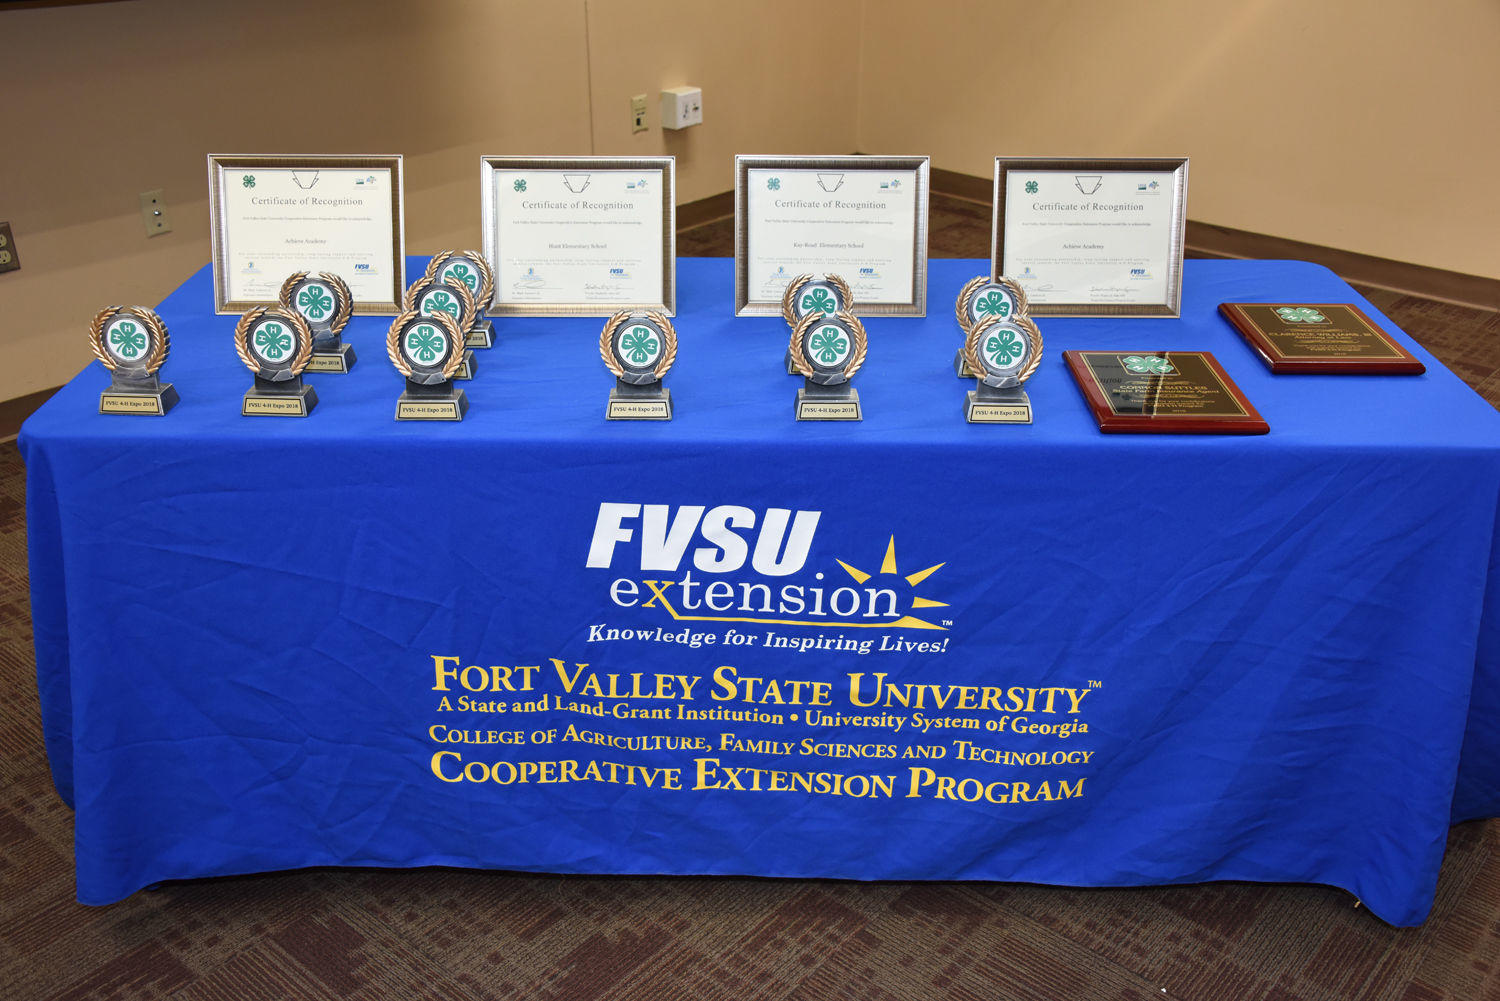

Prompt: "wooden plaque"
[1064,350,1268,434]
[1218,303,1425,374]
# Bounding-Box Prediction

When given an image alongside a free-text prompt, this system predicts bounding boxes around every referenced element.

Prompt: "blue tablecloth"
[21,258,1500,923]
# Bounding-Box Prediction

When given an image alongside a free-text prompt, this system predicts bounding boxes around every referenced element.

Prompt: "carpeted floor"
[2,193,1498,1000]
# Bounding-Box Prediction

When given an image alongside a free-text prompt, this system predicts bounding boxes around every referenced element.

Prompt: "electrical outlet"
[139,189,172,238]
[0,222,18,274]
[661,86,703,130]
[630,93,649,134]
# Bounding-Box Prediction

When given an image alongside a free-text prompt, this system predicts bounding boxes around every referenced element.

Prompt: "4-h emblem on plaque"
[279,271,355,373]
[962,314,1043,424]
[954,275,1029,378]
[1121,354,1175,375]
[424,251,496,348]
[89,305,178,415]
[234,306,317,416]
[600,310,677,420]
[403,278,478,381]
[790,310,867,421]
[780,273,854,375]
[387,308,468,421]
[1275,306,1328,324]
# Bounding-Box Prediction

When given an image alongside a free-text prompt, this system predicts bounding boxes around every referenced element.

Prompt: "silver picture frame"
[735,155,931,317]
[990,156,1189,317]
[480,155,676,317]
[207,154,406,315]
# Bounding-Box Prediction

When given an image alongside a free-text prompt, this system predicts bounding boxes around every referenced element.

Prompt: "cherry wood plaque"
[1064,350,1269,435]
[1218,303,1425,374]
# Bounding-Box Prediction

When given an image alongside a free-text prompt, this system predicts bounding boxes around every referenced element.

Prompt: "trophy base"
[453,350,477,381]
[100,382,178,416]
[397,384,468,421]
[954,349,979,379]
[785,348,799,376]
[306,342,356,373]
[796,386,862,421]
[243,379,317,417]
[607,385,673,420]
[465,319,494,349]
[965,387,1032,424]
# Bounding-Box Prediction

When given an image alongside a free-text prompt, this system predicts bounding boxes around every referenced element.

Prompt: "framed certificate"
[480,156,675,317]
[735,155,930,316]
[992,157,1188,317]
[208,154,406,314]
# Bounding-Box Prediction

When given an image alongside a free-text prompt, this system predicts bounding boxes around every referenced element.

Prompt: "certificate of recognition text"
[738,158,929,315]
[485,165,673,315]
[1000,169,1184,313]
[213,163,403,312]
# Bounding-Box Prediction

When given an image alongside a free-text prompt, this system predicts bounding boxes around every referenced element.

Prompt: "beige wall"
[858,0,1500,281]
[585,1,862,203]
[1,0,1494,401]
[0,0,859,401]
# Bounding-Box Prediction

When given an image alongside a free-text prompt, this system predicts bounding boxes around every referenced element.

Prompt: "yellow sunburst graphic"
[835,536,949,630]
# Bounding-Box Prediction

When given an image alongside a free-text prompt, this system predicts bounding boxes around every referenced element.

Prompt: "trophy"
[388,308,468,421]
[600,310,676,420]
[954,276,1028,377]
[425,251,495,348]
[279,271,355,372]
[403,278,478,380]
[791,310,866,421]
[235,306,317,416]
[962,314,1042,424]
[89,305,178,415]
[780,274,853,374]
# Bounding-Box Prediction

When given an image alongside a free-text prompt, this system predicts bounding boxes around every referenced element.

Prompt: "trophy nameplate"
[1218,303,1426,374]
[954,275,1028,378]
[790,310,866,421]
[780,273,853,375]
[963,314,1042,424]
[388,308,468,420]
[89,306,178,415]
[601,310,677,420]
[1064,350,1269,434]
[404,278,478,381]
[235,306,317,416]
[279,271,356,373]
[425,251,496,348]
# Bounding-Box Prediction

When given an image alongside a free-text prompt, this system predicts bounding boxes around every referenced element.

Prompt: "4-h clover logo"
[621,325,659,366]
[255,322,292,361]
[242,175,256,189]
[297,283,333,320]
[1024,180,1039,194]
[800,287,836,315]
[405,324,447,364]
[767,177,781,191]
[1276,307,1327,323]
[983,327,1025,370]
[810,324,849,365]
[108,320,147,360]
[442,262,477,292]
[513,178,527,192]
[1122,354,1174,375]
[975,289,1012,320]
[423,289,459,318]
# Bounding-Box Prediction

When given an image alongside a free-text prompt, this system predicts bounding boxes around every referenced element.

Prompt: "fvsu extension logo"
[585,502,951,631]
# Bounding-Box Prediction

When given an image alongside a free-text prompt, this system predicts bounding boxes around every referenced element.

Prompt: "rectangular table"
[22,257,1500,924]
